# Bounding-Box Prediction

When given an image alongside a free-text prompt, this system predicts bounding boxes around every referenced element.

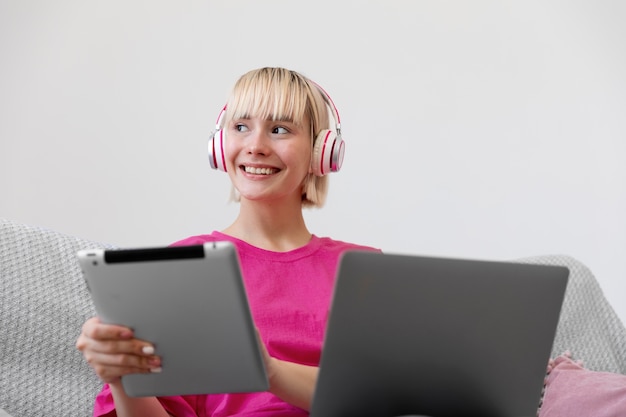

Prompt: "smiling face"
[224,115,313,204]
[221,67,330,207]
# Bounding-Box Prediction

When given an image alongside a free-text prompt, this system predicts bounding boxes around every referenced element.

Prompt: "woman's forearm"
[267,359,319,411]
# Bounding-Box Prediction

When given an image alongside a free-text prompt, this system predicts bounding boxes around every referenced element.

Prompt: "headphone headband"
[309,80,341,137]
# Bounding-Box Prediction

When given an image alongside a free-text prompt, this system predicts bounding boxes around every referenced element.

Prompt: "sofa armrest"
[517,254,626,374]
[0,218,115,417]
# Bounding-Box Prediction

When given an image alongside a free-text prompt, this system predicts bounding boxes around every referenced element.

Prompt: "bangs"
[225,68,313,128]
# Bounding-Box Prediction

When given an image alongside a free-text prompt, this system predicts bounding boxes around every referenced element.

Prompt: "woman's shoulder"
[170,231,227,247]
[313,235,382,254]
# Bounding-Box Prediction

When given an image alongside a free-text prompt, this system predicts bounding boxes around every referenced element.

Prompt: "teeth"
[244,166,277,175]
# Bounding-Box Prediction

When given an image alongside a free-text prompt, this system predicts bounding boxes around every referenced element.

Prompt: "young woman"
[76,67,380,417]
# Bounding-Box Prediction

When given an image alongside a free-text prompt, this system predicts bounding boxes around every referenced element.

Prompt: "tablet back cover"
[78,242,268,397]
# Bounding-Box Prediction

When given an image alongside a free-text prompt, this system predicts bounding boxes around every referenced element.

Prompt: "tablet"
[77,242,269,397]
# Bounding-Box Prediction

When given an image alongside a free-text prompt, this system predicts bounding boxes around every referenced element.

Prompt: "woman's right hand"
[76,317,162,384]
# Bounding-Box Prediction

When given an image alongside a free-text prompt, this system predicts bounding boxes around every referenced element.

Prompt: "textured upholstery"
[518,254,626,374]
[1,218,114,417]
[1,218,625,417]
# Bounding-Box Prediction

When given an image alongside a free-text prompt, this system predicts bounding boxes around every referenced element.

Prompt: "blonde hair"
[224,67,332,208]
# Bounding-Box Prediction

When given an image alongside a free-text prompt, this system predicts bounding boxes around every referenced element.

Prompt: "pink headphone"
[207,83,345,176]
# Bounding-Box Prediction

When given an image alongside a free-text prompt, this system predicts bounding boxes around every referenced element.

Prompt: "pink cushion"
[539,354,626,416]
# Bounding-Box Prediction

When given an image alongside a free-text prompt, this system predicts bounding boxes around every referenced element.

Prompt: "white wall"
[1,1,625,323]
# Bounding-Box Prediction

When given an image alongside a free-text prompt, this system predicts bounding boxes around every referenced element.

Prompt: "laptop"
[310,251,569,417]
[77,242,269,397]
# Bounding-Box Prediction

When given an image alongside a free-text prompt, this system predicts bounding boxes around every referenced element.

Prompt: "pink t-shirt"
[93,232,380,417]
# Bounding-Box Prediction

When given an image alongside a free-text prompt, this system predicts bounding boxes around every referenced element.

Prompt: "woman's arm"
[266,358,319,411]
[256,329,319,411]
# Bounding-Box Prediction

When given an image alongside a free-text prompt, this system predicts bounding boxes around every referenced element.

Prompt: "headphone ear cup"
[311,130,345,176]
[208,129,227,172]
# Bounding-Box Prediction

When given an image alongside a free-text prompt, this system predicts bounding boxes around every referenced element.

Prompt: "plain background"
[1,1,625,324]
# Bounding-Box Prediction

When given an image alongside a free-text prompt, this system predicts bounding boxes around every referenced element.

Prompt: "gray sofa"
[1,217,625,417]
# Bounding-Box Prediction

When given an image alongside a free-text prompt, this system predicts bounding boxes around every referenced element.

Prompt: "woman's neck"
[222,198,312,252]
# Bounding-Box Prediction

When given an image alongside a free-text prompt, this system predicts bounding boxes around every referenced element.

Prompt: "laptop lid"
[311,251,569,417]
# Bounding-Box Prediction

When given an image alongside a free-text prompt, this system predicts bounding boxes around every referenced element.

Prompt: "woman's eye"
[235,123,248,132]
[272,126,289,134]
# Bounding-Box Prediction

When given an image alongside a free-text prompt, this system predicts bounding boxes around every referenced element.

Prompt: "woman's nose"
[247,131,269,155]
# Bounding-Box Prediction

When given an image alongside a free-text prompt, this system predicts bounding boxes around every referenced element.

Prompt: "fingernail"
[142,345,155,355]
[150,367,162,373]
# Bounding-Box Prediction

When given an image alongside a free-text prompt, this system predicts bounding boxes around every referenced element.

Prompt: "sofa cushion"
[539,354,626,416]
[518,254,626,374]
[0,218,113,417]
